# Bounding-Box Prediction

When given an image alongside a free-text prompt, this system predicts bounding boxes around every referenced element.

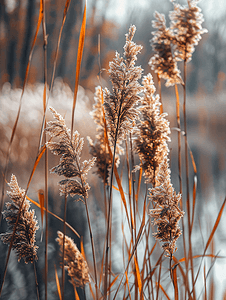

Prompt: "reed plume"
[103,25,143,147]
[135,74,170,186]
[169,0,207,63]
[149,158,184,256]
[56,231,90,288]
[149,11,183,87]
[88,86,122,183]
[46,107,96,200]
[0,175,39,263]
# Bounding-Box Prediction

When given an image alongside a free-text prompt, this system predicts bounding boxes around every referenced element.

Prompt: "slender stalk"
[33,260,40,300]
[44,142,48,300]
[104,82,125,300]
[175,84,182,196]
[62,195,68,300]
[183,60,196,300]
[156,259,162,300]
[125,139,134,237]
[175,83,188,298]
[74,153,98,299]
[103,141,117,300]
[130,134,136,237]
[103,88,125,299]
[84,197,98,300]
[42,2,48,297]
[129,134,139,299]
[157,74,163,114]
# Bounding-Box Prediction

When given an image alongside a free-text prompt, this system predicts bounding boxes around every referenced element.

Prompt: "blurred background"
[0,0,226,299]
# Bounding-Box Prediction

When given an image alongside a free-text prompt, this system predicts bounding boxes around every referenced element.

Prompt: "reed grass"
[1,0,226,300]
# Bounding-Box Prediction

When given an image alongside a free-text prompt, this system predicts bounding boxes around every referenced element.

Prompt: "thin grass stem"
[157,74,163,114]
[42,1,48,297]
[33,259,40,300]
[61,195,68,300]
[183,59,196,300]
[104,93,125,299]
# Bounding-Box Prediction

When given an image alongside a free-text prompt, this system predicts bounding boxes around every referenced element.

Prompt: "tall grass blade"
[204,197,226,254]
[49,0,72,93]
[38,189,45,241]
[134,255,142,297]
[175,84,182,195]
[135,167,143,203]
[158,283,170,300]
[191,175,197,233]
[107,274,120,291]
[203,263,207,300]
[156,260,162,300]
[172,266,179,300]
[26,196,80,237]
[54,264,62,300]
[41,0,49,298]
[125,271,132,300]
[74,288,80,300]
[193,197,226,291]
[71,0,87,136]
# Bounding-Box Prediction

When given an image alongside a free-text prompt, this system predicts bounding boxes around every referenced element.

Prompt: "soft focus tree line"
[0,0,226,94]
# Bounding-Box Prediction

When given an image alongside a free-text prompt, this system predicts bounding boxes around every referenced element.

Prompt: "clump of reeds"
[56,231,90,288]
[3,1,226,299]
[0,174,39,264]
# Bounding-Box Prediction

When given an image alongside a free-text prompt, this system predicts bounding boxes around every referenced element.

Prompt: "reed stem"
[33,259,40,300]
[61,195,68,300]
[183,59,196,300]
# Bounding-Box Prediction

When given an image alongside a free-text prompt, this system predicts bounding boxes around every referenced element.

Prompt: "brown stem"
[183,60,196,300]
[84,196,98,300]
[33,259,40,300]
[175,84,182,196]
[67,135,98,299]
[42,2,48,298]
[157,74,163,114]
[61,194,68,300]
[104,88,125,299]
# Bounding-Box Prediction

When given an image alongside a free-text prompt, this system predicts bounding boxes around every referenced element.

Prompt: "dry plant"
[1,1,226,300]
[0,175,39,264]
[56,231,90,288]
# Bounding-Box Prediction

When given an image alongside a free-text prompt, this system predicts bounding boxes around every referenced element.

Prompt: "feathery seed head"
[149,158,184,256]
[46,107,96,200]
[135,74,170,185]
[104,25,143,145]
[56,231,90,287]
[169,0,208,62]
[149,11,183,87]
[88,86,122,183]
[0,175,39,263]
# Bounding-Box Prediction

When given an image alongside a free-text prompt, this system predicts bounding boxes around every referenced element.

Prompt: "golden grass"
[0,1,226,300]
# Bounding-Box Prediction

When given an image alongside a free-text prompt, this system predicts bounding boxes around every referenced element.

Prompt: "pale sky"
[104,0,226,24]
